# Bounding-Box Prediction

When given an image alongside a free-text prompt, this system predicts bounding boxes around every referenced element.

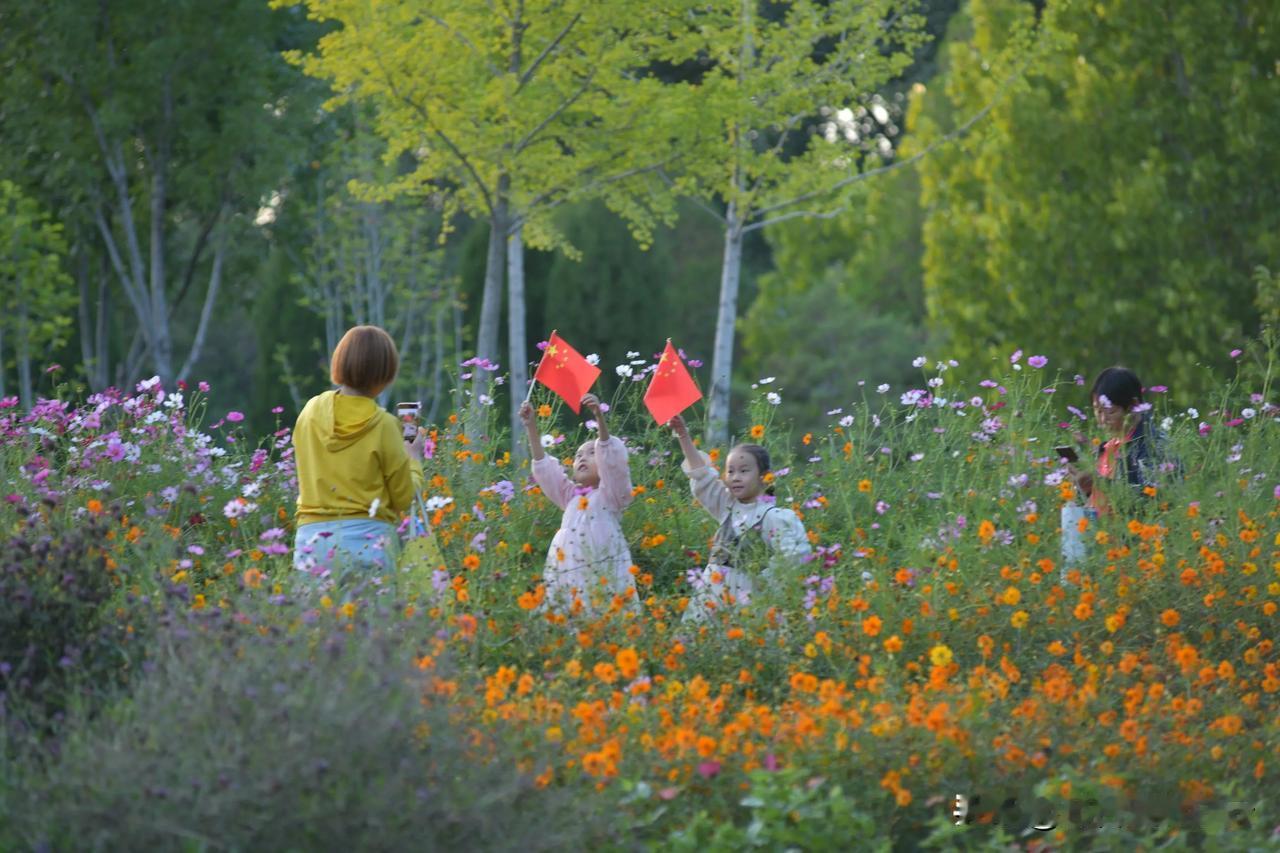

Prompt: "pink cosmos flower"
[226,411,245,423]
[1028,355,1047,368]
[1230,349,1242,359]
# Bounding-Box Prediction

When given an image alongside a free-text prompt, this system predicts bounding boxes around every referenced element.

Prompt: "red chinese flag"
[532,331,600,413]
[644,340,702,425]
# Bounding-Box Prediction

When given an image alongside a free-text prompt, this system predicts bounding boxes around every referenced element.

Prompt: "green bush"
[2,592,610,852]
[0,497,135,722]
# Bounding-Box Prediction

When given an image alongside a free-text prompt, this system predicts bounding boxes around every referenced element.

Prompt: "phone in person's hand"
[1054,445,1079,463]
[395,401,422,441]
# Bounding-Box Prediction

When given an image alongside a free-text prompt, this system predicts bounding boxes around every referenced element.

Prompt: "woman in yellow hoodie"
[292,325,426,581]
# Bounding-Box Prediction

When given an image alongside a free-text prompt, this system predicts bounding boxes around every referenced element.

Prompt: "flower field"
[2,349,1279,850]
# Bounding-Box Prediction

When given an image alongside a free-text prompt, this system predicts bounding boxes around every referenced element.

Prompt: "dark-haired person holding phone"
[1060,366,1179,572]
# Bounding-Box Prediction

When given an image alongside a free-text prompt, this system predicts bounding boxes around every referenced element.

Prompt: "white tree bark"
[707,201,744,449]
[506,219,528,460]
[16,300,33,408]
[469,187,507,437]
[177,208,229,383]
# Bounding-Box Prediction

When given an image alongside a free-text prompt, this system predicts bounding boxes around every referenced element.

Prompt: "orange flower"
[86,499,104,515]
[858,479,872,493]
[1160,609,1180,627]
[537,404,552,418]
[462,553,481,570]
[883,635,903,654]
[1073,601,1093,621]
[593,662,618,684]
[616,648,640,680]
[750,424,765,439]
[978,520,996,543]
[862,615,883,637]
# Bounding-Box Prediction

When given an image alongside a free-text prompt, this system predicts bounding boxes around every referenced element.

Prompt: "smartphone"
[1054,445,1079,463]
[395,401,422,441]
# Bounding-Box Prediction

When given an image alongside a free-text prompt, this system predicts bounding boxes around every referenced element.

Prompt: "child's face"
[725,448,765,501]
[1092,395,1131,437]
[572,441,600,487]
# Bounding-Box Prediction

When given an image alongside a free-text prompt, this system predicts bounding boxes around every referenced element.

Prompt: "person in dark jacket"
[1069,366,1179,516]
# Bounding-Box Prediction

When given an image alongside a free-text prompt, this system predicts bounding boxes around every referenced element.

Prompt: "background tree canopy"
[0,0,1275,438]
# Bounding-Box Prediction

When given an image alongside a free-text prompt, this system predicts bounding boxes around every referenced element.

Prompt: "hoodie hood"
[309,390,382,451]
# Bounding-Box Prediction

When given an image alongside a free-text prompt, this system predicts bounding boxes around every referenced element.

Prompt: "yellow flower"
[928,644,953,667]
[1010,610,1029,629]
[1000,586,1021,606]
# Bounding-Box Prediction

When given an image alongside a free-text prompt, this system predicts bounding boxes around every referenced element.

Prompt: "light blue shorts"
[293,518,400,581]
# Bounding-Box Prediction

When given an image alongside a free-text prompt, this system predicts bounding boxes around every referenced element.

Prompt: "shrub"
[3,594,610,851]
[0,497,135,721]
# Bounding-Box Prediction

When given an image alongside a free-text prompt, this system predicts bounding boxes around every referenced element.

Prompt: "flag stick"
[525,329,555,405]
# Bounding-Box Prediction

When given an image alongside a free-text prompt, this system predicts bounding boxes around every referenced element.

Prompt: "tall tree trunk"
[16,301,33,409]
[77,246,100,389]
[148,155,174,384]
[707,202,743,449]
[470,183,508,437]
[94,263,110,391]
[177,210,228,383]
[507,220,528,460]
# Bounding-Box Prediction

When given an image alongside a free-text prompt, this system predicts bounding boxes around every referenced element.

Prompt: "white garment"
[681,455,810,623]
[531,436,639,616]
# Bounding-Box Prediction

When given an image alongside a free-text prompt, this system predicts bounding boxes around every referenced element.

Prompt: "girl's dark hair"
[1090,366,1144,410]
[730,443,774,496]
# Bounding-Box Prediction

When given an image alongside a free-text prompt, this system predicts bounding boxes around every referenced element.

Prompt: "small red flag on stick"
[532,330,600,414]
[644,340,702,425]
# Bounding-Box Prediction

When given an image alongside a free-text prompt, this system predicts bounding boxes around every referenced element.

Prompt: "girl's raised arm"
[594,436,633,512]
[523,400,574,510]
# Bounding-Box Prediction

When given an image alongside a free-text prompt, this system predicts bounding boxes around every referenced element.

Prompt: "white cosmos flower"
[766,392,781,405]
[586,353,600,365]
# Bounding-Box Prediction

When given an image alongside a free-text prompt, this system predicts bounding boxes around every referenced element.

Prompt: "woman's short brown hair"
[330,326,399,394]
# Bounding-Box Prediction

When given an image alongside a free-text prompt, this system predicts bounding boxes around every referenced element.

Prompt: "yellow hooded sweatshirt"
[293,390,424,527]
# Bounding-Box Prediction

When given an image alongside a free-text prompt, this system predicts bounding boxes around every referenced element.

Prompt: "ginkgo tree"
[653,0,929,446]
[279,0,682,442]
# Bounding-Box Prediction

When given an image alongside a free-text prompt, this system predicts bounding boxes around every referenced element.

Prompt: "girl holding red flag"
[668,415,811,623]
[518,393,639,618]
